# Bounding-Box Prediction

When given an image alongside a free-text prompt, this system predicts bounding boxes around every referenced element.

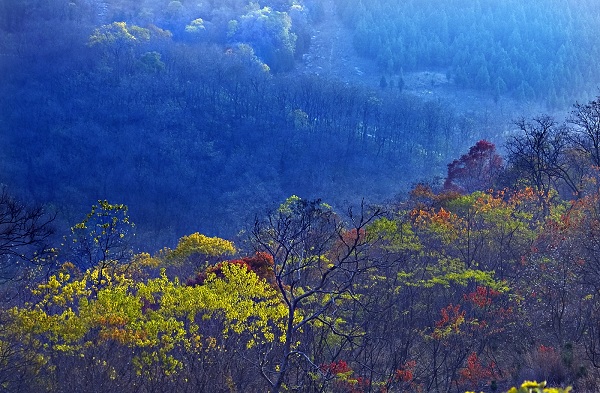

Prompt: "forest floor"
[297,0,553,148]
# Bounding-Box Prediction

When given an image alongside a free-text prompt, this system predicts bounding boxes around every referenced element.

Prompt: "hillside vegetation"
[336,0,600,106]
[2,2,600,390]
[4,128,600,391]
[2,0,600,242]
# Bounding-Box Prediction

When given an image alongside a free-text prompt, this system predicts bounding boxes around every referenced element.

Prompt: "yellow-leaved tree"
[7,232,287,392]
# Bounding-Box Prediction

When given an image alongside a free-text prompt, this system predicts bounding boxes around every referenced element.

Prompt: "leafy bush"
[466,381,572,393]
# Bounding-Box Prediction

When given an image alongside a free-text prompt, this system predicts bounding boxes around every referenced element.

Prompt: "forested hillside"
[336,0,600,106]
[0,0,480,244]
[3,122,600,391]
[2,0,600,243]
[2,1,600,390]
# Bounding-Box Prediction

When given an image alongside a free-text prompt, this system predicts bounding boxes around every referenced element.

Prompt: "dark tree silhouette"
[569,97,600,168]
[251,196,383,393]
[0,187,55,283]
[506,116,581,201]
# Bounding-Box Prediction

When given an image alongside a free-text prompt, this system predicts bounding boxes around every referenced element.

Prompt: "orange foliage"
[463,286,501,308]
[394,360,416,383]
[458,352,498,389]
[320,359,352,375]
[187,252,275,286]
[433,304,466,339]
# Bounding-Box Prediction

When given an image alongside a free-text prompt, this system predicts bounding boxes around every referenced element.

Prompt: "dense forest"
[337,0,600,106]
[0,0,478,245]
[2,0,600,391]
[3,0,600,244]
[3,126,600,392]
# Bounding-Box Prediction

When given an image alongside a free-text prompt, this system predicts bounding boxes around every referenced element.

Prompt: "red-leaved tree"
[444,140,503,193]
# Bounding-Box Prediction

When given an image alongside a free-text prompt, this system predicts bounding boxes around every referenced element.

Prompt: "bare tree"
[0,188,56,390]
[0,187,55,283]
[506,116,581,203]
[568,97,600,168]
[251,196,383,393]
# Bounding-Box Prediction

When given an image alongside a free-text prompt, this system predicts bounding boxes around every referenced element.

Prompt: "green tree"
[88,22,150,81]
[379,75,388,89]
[68,200,134,273]
[184,18,207,42]
[233,7,297,72]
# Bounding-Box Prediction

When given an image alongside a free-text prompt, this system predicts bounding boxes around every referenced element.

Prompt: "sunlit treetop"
[88,21,150,48]
[10,259,287,376]
[164,232,237,266]
[68,200,134,270]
